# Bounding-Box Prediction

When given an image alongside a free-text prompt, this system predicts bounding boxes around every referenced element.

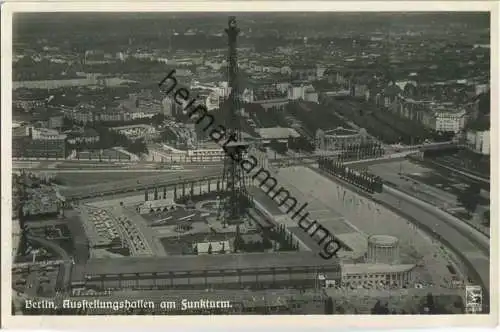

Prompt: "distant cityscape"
[10,12,490,316]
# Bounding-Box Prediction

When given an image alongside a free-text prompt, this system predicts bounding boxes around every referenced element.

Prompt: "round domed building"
[367,235,400,264]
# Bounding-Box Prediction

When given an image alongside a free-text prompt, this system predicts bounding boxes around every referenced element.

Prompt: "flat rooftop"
[74,251,339,278]
[257,127,300,140]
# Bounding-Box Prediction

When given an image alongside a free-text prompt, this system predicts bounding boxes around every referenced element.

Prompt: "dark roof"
[79,252,339,276]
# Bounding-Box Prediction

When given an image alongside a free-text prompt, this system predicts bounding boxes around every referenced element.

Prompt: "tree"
[207,243,212,254]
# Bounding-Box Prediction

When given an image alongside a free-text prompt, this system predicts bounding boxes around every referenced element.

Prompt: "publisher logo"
[465,285,482,313]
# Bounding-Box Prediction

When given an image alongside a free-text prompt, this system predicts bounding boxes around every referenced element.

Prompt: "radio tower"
[217,16,250,227]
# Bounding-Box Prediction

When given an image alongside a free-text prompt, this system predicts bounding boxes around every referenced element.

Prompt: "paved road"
[311,165,490,305]
[15,168,194,174]
[374,187,490,298]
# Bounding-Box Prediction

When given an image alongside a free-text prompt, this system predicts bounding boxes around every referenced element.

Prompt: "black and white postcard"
[1,1,497,330]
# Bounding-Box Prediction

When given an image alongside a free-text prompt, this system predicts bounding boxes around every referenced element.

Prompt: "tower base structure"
[218,141,252,226]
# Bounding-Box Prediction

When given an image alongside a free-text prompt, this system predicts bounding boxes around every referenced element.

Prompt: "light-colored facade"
[31,128,67,140]
[186,148,226,161]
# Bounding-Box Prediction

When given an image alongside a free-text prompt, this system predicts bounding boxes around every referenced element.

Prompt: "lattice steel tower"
[217,16,250,227]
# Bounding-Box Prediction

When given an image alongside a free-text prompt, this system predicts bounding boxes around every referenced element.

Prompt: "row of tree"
[318,157,383,194]
[322,98,402,144]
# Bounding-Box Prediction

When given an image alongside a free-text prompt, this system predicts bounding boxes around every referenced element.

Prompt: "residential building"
[13,136,67,159]
[288,84,318,102]
[14,96,46,112]
[111,124,157,141]
[30,127,67,141]
[32,109,64,129]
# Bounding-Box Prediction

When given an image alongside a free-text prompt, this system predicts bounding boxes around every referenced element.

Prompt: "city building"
[64,108,95,124]
[110,124,158,141]
[396,98,433,123]
[14,96,47,112]
[288,84,318,103]
[315,127,370,151]
[427,108,467,133]
[13,127,67,159]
